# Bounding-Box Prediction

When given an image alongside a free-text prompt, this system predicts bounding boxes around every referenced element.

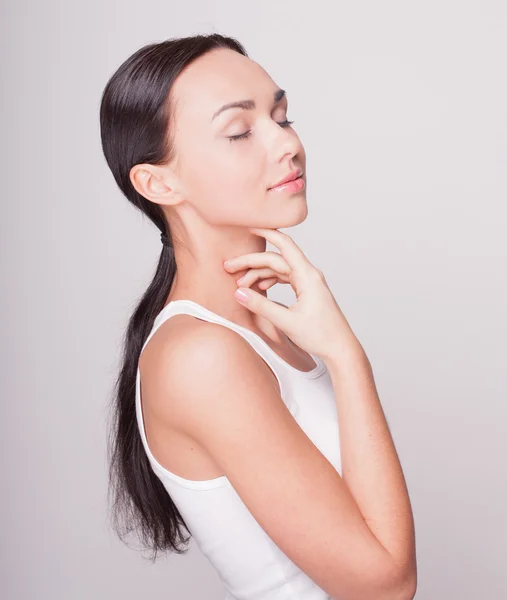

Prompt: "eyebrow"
[211,88,287,122]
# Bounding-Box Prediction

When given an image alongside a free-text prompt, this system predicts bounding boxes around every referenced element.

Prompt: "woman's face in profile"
[167,47,308,230]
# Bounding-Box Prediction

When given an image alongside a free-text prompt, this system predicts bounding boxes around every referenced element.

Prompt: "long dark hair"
[100,33,248,561]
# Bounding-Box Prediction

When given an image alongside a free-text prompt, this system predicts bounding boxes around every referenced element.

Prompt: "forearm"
[324,347,416,580]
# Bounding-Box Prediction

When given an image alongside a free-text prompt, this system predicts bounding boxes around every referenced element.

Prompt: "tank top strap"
[140,299,295,411]
[146,299,325,375]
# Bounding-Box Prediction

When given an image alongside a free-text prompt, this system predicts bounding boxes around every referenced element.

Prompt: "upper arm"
[154,322,405,600]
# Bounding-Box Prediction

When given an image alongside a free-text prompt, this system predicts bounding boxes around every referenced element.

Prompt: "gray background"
[1,1,506,598]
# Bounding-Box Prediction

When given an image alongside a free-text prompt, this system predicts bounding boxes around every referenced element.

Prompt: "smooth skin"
[224,227,417,599]
[152,227,417,599]
[131,48,416,599]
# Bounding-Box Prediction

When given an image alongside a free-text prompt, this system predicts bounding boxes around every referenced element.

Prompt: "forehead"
[171,48,278,122]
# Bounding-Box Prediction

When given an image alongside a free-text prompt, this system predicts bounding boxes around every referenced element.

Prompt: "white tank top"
[135,299,342,599]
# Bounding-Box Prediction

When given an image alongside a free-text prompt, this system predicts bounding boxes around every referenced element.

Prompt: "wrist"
[320,338,370,372]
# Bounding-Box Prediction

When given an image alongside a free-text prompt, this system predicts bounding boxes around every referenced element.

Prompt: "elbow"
[396,579,417,600]
[382,548,418,600]
[332,550,417,600]
[334,566,417,600]
[382,566,417,600]
[363,559,417,600]
[340,572,417,600]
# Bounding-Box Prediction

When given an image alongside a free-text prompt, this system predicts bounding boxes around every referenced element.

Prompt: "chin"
[274,197,309,229]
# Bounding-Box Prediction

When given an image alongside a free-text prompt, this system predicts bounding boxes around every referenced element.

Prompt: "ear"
[129,163,183,207]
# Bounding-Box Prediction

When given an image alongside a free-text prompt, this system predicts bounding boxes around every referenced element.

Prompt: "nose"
[269,121,302,164]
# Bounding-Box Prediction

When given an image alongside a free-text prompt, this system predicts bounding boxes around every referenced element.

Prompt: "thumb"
[234,287,293,333]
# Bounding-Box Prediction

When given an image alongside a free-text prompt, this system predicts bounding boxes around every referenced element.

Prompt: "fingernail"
[234,288,250,303]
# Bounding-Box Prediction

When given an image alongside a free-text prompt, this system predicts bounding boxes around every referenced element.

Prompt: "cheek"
[186,155,264,221]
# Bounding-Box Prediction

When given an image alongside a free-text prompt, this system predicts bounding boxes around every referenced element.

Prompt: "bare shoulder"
[139,313,280,399]
[141,313,400,599]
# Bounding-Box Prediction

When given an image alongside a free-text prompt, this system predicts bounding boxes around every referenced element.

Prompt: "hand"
[223,228,365,362]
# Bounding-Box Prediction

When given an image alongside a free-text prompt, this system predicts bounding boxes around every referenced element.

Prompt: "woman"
[101,33,417,600]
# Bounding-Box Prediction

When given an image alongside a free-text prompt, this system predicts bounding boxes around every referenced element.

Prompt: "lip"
[269,169,303,190]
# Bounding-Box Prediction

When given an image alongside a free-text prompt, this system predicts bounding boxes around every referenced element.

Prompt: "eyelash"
[228,119,295,142]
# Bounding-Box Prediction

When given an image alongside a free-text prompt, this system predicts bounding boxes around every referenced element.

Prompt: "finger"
[237,267,289,288]
[234,287,294,332]
[248,228,315,278]
[224,250,289,275]
[258,277,278,290]
[242,275,283,289]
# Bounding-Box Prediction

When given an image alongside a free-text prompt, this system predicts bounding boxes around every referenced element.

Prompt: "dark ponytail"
[100,33,248,561]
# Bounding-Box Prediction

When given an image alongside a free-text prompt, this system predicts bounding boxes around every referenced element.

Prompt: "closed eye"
[228,119,295,142]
